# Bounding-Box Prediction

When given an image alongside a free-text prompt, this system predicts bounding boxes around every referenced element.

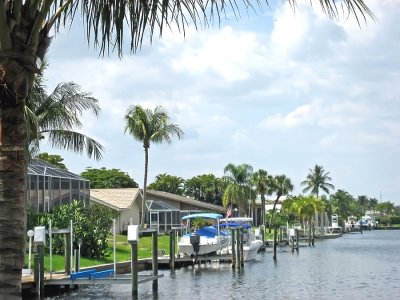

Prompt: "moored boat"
[178,213,230,256]
[219,217,263,261]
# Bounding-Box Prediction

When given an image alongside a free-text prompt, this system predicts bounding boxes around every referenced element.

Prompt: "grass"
[26,234,171,272]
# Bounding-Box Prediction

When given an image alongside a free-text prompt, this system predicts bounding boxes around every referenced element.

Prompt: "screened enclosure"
[146,199,181,233]
[27,159,90,213]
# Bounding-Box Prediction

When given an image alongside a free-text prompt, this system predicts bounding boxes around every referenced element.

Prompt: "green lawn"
[26,234,171,272]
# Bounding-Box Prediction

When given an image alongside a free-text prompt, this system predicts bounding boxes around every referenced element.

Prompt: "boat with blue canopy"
[178,213,230,256]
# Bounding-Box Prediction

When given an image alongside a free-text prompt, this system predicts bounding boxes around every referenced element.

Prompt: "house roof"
[89,188,225,213]
[90,188,140,211]
[146,190,225,213]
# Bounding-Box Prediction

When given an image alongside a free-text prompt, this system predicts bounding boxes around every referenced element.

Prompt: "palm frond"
[47,130,103,161]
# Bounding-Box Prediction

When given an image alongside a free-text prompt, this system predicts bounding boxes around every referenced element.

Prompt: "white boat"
[219,217,263,261]
[178,213,230,256]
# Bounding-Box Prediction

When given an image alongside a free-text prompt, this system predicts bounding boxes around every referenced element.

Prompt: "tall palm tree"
[301,165,335,197]
[124,105,183,226]
[0,1,373,296]
[269,174,294,232]
[251,169,273,227]
[26,61,103,160]
[222,163,253,215]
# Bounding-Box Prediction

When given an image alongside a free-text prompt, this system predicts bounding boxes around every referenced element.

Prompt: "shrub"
[390,216,400,225]
[31,200,118,259]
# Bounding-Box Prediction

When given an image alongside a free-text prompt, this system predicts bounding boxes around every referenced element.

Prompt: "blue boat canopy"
[181,213,223,220]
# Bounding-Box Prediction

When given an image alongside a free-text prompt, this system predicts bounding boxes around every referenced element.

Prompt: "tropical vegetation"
[222,163,253,215]
[148,173,185,196]
[124,105,183,226]
[301,164,335,197]
[80,167,138,188]
[29,201,118,259]
[26,62,103,160]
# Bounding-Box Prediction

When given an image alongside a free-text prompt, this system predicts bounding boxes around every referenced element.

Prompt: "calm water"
[49,230,400,300]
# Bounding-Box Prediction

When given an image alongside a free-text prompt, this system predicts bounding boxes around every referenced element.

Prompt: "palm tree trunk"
[141,147,149,227]
[261,194,265,228]
[0,88,27,297]
[269,195,281,233]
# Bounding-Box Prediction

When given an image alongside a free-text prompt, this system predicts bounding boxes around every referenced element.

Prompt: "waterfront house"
[89,189,225,233]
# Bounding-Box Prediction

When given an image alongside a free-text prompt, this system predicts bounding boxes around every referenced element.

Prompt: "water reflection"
[48,230,400,300]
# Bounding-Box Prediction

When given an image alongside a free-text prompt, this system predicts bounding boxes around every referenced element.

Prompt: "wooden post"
[291,234,294,252]
[169,229,175,270]
[37,244,45,297]
[65,233,71,275]
[231,229,236,269]
[261,225,265,247]
[236,229,241,268]
[74,249,79,272]
[273,227,277,260]
[240,228,244,267]
[296,229,299,252]
[130,241,138,298]
[152,230,158,293]
[33,253,39,296]
[311,225,315,247]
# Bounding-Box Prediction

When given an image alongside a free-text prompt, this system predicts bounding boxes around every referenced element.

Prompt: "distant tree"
[184,174,225,206]
[222,163,253,215]
[376,201,396,216]
[80,167,138,188]
[301,165,335,197]
[251,169,274,227]
[329,189,355,224]
[148,173,185,195]
[36,152,67,170]
[357,195,369,215]
[269,174,294,232]
[124,105,183,226]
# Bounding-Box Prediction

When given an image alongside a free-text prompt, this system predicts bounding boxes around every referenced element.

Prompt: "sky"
[42,0,400,204]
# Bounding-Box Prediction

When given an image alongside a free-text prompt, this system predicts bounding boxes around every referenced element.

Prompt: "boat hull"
[178,235,230,256]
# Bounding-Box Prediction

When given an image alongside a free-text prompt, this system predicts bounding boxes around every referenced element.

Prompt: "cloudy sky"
[42,0,399,204]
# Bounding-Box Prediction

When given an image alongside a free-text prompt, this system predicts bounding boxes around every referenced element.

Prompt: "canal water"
[48,230,400,300]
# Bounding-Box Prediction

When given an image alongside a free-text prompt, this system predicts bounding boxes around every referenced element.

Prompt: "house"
[89,189,226,233]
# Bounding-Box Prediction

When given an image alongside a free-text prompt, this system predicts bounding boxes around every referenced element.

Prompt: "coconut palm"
[301,165,335,197]
[124,105,183,226]
[26,61,103,160]
[269,174,294,232]
[251,169,273,227]
[0,1,374,296]
[222,163,253,215]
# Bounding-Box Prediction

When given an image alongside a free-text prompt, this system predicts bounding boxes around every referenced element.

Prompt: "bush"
[390,216,400,225]
[31,200,118,259]
[378,215,391,226]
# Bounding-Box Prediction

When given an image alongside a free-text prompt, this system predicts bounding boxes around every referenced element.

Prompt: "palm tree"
[26,61,103,160]
[269,174,294,232]
[222,163,253,215]
[124,105,183,226]
[0,2,374,296]
[251,169,273,227]
[301,165,335,197]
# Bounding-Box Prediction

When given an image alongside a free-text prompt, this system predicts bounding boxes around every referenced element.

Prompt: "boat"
[323,214,343,235]
[344,216,362,232]
[219,217,263,261]
[177,213,230,256]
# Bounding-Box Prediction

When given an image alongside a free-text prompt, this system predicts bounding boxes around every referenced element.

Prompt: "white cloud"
[44,0,400,204]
